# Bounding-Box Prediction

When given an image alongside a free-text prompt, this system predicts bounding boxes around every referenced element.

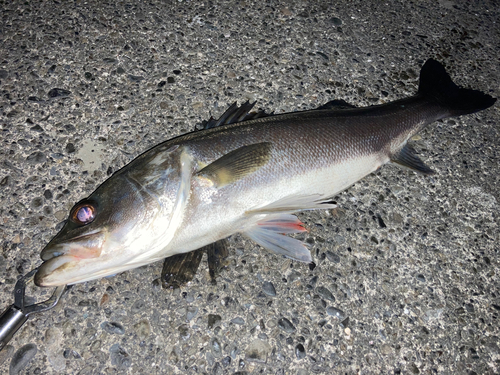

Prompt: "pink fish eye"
[71,201,96,225]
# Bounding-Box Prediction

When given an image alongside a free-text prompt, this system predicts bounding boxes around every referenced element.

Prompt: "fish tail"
[418,59,496,116]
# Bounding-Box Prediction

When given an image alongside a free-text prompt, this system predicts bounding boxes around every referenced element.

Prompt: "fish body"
[35,59,496,287]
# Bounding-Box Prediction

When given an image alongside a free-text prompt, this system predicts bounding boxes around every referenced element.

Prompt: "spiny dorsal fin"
[201,101,272,130]
[197,142,272,188]
[391,144,434,174]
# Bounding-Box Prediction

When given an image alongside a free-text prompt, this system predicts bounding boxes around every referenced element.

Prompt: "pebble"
[47,88,71,98]
[178,324,190,339]
[208,314,222,329]
[101,321,125,335]
[9,343,37,375]
[416,274,426,282]
[211,338,222,357]
[130,300,145,314]
[326,251,340,263]
[186,306,198,321]
[262,281,276,296]
[380,344,392,355]
[316,286,335,302]
[278,318,296,333]
[26,151,46,164]
[109,344,131,369]
[133,320,151,340]
[295,344,306,359]
[327,306,346,320]
[231,317,245,325]
[245,339,271,363]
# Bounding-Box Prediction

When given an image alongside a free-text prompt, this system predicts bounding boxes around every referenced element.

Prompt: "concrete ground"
[0,0,498,374]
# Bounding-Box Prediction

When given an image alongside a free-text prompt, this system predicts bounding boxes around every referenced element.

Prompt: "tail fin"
[418,59,496,116]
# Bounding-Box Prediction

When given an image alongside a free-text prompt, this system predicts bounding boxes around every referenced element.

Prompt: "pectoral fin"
[197,142,272,188]
[391,144,434,175]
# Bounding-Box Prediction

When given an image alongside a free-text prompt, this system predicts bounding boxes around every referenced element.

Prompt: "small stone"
[208,314,221,329]
[101,321,125,335]
[326,306,345,320]
[245,339,271,363]
[380,344,392,355]
[10,343,37,375]
[130,300,145,314]
[316,286,335,302]
[416,274,426,282]
[211,338,222,357]
[262,281,276,296]
[325,251,340,263]
[128,74,144,82]
[66,143,76,153]
[278,318,296,333]
[221,356,231,367]
[109,344,131,369]
[178,324,190,339]
[133,320,151,340]
[295,344,306,359]
[186,306,198,321]
[231,317,245,325]
[26,151,46,164]
[330,17,342,26]
[341,318,350,329]
[48,88,71,98]
[43,189,53,199]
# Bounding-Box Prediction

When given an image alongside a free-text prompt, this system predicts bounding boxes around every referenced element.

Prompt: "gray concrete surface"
[0,0,499,374]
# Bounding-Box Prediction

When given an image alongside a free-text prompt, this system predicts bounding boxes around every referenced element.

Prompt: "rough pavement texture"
[0,0,498,374]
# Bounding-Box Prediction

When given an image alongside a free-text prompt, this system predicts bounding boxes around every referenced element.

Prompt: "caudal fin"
[418,59,496,116]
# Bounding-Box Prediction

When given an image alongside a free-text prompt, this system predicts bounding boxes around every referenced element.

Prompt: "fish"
[34,59,496,287]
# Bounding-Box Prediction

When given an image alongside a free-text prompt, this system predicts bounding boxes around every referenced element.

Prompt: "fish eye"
[70,200,97,225]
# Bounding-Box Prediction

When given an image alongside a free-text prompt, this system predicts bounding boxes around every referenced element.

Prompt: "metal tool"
[0,267,66,350]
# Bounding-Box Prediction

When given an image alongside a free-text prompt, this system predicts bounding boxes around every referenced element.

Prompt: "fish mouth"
[40,230,105,261]
[34,255,80,286]
[35,231,107,286]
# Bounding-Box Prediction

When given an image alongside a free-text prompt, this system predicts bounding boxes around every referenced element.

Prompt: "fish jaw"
[40,230,106,261]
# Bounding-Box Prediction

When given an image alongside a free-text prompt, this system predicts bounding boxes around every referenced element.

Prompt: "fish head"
[35,144,192,287]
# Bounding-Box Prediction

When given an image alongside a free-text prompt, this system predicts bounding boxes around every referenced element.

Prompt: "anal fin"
[391,144,434,175]
[243,214,312,263]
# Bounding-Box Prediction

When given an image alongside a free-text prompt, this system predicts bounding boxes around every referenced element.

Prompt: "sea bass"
[34,59,495,287]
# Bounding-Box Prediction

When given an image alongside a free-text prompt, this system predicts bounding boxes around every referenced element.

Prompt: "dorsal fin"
[316,99,357,110]
[200,101,272,130]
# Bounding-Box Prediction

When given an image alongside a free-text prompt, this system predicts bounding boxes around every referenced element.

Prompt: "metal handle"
[0,267,66,350]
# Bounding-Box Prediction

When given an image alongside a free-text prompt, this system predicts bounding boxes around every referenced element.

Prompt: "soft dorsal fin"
[201,101,272,129]
[197,142,272,188]
[391,144,434,174]
[316,99,357,110]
